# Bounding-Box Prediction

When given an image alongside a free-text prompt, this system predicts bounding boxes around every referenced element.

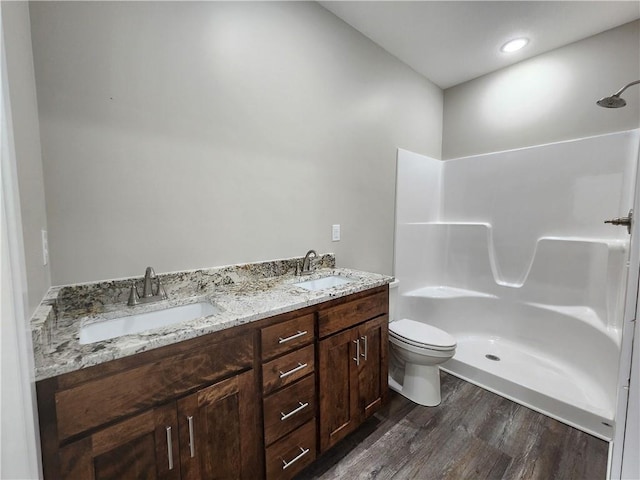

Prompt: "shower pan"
[394,129,639,440]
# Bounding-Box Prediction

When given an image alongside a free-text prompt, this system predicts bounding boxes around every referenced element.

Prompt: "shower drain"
[485,354,501,361]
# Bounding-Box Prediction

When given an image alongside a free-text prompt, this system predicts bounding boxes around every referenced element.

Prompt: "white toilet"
[388,281,456,406]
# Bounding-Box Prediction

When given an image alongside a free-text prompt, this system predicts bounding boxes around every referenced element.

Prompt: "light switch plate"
[332,224,340,242]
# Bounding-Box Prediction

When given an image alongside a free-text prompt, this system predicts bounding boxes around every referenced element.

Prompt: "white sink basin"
[79,301,219,345]
[293,275,354,291]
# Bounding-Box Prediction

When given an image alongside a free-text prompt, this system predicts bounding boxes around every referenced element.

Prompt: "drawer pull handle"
[361,335,368,360]
[278,330,308,344]
[166,426,174,470]
[280,401,309,421]
[353,339,360,366]
[187,415,195,458]
[282,446,310,470]
[279,362,308,379]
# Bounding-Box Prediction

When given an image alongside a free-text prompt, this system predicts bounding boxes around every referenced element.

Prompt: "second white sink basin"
[293,275,354,291]
[79,301,219,345]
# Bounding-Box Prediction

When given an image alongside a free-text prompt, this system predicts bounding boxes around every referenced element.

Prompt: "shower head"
[597,80,640,108]
[597,95,627,108]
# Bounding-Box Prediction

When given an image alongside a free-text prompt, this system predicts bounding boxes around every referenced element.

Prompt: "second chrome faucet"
[128,266,168,306]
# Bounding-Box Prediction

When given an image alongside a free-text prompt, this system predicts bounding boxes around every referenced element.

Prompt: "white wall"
[2,0,49,315]
[443,20,640,159]
[29,1,443,285]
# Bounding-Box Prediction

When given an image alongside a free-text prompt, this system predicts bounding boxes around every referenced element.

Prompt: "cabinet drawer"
[261,314,314,361]
[55,332,253,441]
[264,374,315,446]
[318,290,388,338]
[265,420,316,480]
[262,344,315,395]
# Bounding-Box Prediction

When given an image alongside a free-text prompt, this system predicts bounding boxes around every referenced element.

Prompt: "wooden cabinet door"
[318,326,360,452]
[357,315,389,420]
[177,369,261,480]
[58,403,180,480]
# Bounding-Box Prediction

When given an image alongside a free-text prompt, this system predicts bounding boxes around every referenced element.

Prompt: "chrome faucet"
[299,250,317,275]
[128,266,168,306]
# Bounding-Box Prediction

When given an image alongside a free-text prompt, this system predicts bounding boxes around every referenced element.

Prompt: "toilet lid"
[389,319,456,350]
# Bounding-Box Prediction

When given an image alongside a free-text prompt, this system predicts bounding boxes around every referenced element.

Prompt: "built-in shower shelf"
[405,286,496,299]
[398,222,627,326]
[527,302,621,344]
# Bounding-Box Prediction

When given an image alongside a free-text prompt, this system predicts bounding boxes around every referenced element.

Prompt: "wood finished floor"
[298,372,608,480]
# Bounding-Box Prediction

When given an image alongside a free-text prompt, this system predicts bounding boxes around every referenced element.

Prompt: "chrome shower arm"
[613,80,640,97]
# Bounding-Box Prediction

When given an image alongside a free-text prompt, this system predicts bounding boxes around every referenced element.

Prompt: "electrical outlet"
[332,224,341,242]
[41,229,49,266]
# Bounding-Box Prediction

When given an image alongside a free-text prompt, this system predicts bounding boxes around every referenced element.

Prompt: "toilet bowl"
[388,281,456,406]
[388,319,456,406]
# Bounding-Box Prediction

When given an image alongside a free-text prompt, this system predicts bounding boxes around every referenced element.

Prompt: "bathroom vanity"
[32,256,390,479]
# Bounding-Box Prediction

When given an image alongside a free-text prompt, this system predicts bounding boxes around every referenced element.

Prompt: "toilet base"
[388,364,442,407]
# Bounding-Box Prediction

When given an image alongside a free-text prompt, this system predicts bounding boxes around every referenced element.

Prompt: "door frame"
[609,129,640,479]
[0,7,43,478]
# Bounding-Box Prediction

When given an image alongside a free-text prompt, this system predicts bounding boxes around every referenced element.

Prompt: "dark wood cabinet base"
[37,285,389,480]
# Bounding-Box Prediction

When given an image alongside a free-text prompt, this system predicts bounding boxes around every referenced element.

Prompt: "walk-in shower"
[394,129,639,440]
[597,80,640,108]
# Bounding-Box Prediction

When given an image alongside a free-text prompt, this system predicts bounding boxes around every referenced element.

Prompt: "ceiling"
[319,1,640,89]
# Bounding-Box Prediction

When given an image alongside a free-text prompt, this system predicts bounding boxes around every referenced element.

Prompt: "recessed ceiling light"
[501,38,529,53]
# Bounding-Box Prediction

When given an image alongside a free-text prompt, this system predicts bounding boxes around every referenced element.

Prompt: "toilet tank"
[389,279,400,322]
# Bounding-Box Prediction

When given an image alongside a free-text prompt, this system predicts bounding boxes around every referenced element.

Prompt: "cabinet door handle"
[353,339,360,366]
[278,330,308,344]
[279,362,308,379]
[280,401,309,421]
[282,446,310,470]
[187,415,195,458]
[166,426,174,470]
[361,335,368,361]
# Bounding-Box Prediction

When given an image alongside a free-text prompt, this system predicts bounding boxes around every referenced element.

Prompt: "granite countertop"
[31,256,392,381]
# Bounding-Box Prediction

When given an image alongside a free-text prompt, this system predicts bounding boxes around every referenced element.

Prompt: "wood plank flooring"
[298,372,608,480]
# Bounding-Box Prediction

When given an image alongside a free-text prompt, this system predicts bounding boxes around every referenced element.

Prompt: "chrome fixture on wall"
[597,80,640,108]
[605,209,633,234]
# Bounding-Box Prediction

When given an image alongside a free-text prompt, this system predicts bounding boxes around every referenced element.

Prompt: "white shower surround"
[394,129,640,440]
